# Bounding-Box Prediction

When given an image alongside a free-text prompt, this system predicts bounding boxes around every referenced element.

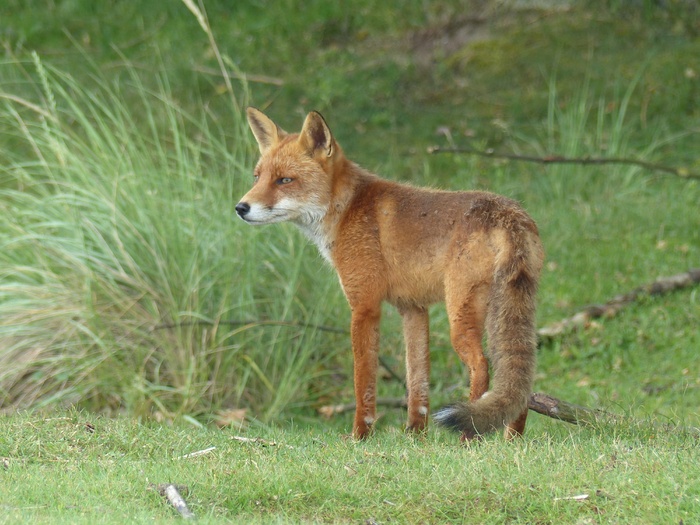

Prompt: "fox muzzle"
[235,201,251,219]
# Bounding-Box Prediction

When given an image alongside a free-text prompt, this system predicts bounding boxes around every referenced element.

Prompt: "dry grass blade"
[179,0,236,108]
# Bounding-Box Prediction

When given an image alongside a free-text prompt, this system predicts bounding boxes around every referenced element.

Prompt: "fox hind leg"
[446,286,490,403]
[504,407,529,440]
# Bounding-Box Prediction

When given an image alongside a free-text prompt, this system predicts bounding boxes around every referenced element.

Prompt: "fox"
[236,107,545,441]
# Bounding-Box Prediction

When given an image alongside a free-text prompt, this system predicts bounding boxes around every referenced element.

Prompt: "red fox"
[236,108,545,441]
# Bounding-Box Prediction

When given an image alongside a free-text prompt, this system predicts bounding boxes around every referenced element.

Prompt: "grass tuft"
[0,56,344,422]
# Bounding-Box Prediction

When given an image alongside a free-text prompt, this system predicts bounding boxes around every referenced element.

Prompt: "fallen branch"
[232,435,296,449]
[176,446,216,459]
[428,144,700,181]
[191,64,284,86]
[153,484,194,519]
[527,393,700,438]
[151,319,347,334]
[316,394,601,424]
[317,393,700,438]
[526,392,614,426]
[538,268,700,339]
[153,270,700,342]
[318,397,407,419]
[317,269,700,418]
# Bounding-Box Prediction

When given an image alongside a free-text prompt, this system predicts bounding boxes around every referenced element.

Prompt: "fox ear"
[299,111,333,157]
[246,107,286,154]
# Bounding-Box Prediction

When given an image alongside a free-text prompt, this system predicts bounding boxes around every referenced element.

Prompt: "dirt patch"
[406,2,572,68]
[410,14,491,67]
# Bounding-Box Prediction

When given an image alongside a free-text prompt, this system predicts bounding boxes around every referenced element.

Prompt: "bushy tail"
[435,203,543,438]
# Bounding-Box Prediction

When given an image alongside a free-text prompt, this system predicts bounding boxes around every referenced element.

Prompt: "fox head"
[235,108,342,227]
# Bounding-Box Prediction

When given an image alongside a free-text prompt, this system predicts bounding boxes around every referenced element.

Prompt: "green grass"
[0,410,698,523]
[0,51,343,422]
[0,0,699,522]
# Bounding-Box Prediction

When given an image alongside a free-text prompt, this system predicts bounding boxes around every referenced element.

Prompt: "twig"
[151,319,347,334]
[526,392,613,426]
[527,392,700,438]
[317,394,599,424]
[191,65,284,86]
[232,435,295,449]
[318,397,407,418]
[154,484,195,519]
[538,268,700,339]
[176,446,216,459]
[318,393,700,438]
[118,15,168,49]
[155,267,697,338]
[379,356,406,386]
[554,494,590,502]
[428,144,700,180]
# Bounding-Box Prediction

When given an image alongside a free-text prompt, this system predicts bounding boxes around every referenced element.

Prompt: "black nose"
[235,202,250,217]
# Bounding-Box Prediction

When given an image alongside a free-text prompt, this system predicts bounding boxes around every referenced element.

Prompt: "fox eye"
[276,177,293,185]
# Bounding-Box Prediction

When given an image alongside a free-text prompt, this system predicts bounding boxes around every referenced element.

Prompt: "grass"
[0,52,342,422]
[0,410,698,523]
[0,0,699,522]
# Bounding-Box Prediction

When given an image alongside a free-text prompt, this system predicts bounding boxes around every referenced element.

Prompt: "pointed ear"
[246,107,286,154]
[299,111,334,157]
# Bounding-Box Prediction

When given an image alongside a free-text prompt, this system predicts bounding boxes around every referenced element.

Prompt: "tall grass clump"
[518,74,650,200]
[0,54,343,422]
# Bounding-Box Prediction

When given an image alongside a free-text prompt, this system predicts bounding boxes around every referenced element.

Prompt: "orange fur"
[237,108,544,440]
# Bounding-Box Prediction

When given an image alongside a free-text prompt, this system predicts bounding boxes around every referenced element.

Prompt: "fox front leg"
[350,305,381,439]
[400,306,430,432]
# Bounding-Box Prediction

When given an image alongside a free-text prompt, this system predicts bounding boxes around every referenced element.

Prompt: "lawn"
[0,0,698,522]
[1,410,698,523]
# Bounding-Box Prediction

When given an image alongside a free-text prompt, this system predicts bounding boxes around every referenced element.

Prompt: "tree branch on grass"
[154,266,700,347]
[316,394,600,425]
[191,64,284,86]
[151,319,347,334]
[318,397,408,419]
[317,393,700,438]
[153,269,700,341]
[428,144,700,181]
[152,484,194,520]
[317,268,700,431]
[153,270,699,432]
[528,393,700,437]
[538,268,700,339]
[525,392,614,426]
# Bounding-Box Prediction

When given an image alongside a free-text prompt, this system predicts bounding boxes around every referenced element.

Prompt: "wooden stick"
[428,144,700,180]
[191,64,285,86]
[318,393,700,438]
[318,397,407,419]
[526,392,612,426]
[527,392,700,437]
[317,394,604,425]
[151,319,347,334]
[538,268,700,339]
[176,446,216,459]
[155,484,195,519]
[153,269,700,341]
